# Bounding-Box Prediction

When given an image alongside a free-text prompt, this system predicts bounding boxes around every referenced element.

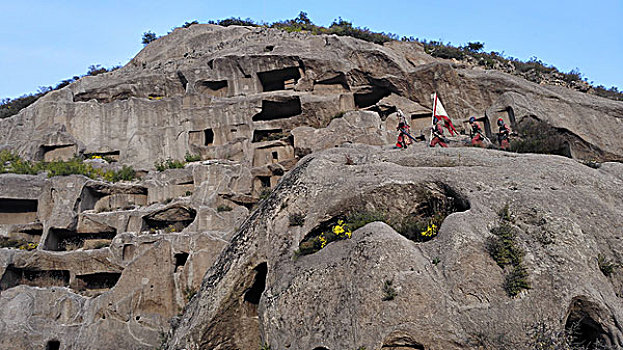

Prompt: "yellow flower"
[319,234,327,248]
[345,229,352,239]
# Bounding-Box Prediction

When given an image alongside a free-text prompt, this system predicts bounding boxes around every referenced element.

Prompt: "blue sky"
[1,0,621,99]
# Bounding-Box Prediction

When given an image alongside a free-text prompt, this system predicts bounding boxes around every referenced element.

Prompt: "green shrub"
[487,205,531,297]
[288,212,305,226]
[509,119,570,157]
[598,255,617,277]
[142,31,158,45]
[217,205,233,213]
[1,150,135,182]
[155,158,186,171]
[503,265,531,297]
[184,152,201,162]
[486,222,524,268]
[382,279,397,301]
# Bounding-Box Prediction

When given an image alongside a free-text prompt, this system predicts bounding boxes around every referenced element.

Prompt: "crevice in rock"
[258,67,301,92]
[84,150,120,162]
[0,198,37,225]
[43,228,116,251]
[252,129,286,143]
[196,80,228,97]
[72,272,121,291]
[296,182,470,255]
[0,266,70,291]
[243,262,268,314]
[142,205,197,232]
[252,97,302,121]
[565,297,615,349]
[177,71,189,91]
[354,85,391,108]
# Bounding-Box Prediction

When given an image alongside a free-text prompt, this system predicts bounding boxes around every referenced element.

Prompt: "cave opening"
[243,262,268,306]
[252,98,302,121]
[46,340,60,350]
[354,86,391,108]
[565,298,613,349]
[258,67,301,92]
[175,252,190,269]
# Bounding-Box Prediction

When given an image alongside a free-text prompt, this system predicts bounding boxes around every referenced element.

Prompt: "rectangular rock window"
[252,129,284,143]
[189,129,214,147]
[42,144,76,162]
[196,80,228,97]
[0,198,38,225]
[258,67,301,92]
[252,97,302,121]
[0,266,70,291]
[73,272,121,290]
[43,229,116,251]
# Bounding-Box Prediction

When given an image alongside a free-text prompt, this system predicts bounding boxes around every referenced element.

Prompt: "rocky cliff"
[0,24,622,350]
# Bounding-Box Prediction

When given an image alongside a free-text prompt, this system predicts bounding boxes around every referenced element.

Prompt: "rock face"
[1,24,622,167]
[168,145,623,350]
[0,24,622,350]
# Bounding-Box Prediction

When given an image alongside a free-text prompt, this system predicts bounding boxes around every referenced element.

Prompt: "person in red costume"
[497,118,512,150]
[469,116,485,147]
[429,118,448,148]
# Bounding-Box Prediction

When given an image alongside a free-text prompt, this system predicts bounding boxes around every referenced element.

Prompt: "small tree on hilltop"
[465,41,484,52]
[142,31,158,45]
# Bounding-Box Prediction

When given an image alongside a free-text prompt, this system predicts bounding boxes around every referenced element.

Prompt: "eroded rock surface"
[0,23,622,350]
[168,145,623,350]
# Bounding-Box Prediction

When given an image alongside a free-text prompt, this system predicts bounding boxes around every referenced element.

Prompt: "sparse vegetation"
[295,219,352,256]
[154,158,186,171]
[504,265,531,297]
[1,65,119,119]
[432,257,441,265]
[184,152,201,162]
[288,212,305,226]
[597,255,617,277]
[142,31,158,45]
[259,188,272,200]
[509,119,570,157]
[417,40,623,101]
[382,279,397,301]
[183,286,197,302]
[217,205,233,213]
[0,237,38,250]
[0,150,135,182]
[486,204,531,297]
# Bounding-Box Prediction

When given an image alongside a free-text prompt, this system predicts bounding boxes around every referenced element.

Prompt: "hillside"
[0,24,622,350]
